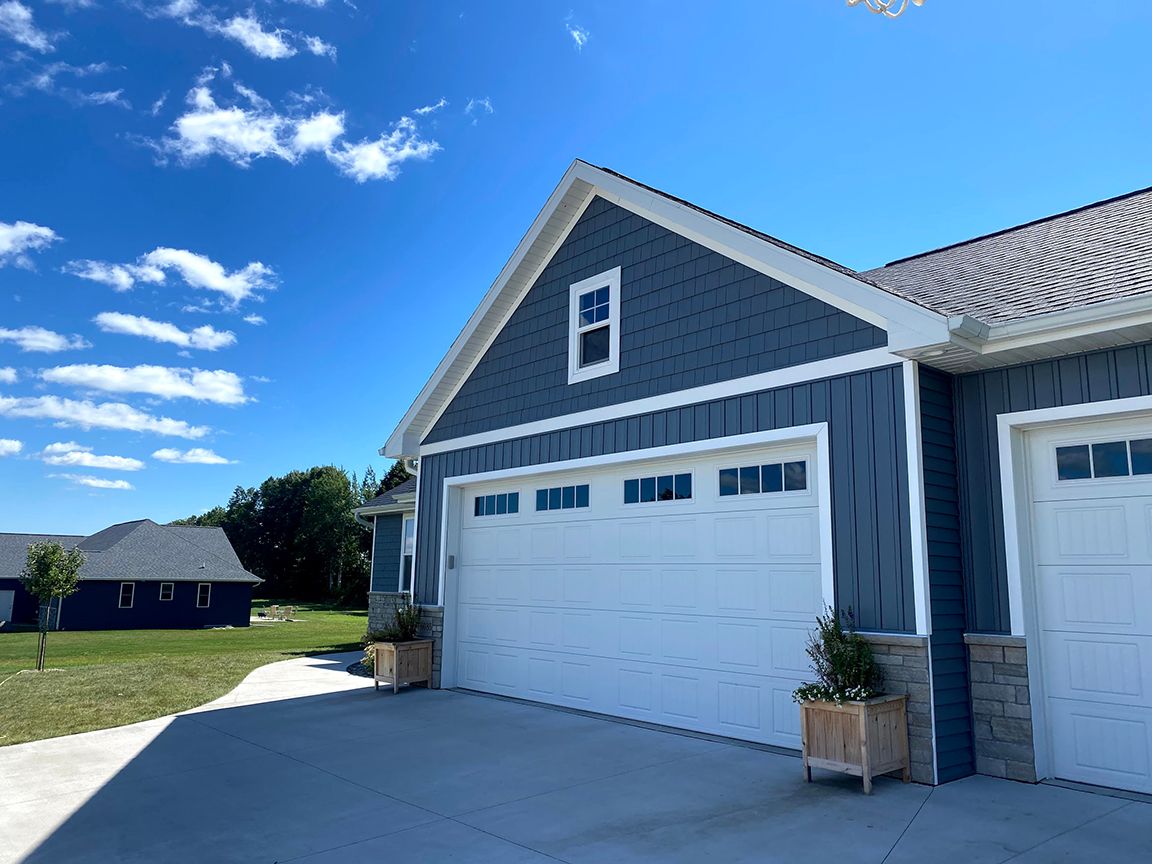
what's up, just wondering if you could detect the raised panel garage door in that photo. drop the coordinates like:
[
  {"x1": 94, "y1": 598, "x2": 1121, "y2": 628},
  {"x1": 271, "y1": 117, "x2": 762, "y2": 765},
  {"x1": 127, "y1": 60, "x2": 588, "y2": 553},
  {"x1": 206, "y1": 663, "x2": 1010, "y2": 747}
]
[
  {"x1": 1029, "y1": 417, "x2": 1152, "y2": 793},
  {"x1": 453, "y1": 443, "x2": 825, "y2": 749}
]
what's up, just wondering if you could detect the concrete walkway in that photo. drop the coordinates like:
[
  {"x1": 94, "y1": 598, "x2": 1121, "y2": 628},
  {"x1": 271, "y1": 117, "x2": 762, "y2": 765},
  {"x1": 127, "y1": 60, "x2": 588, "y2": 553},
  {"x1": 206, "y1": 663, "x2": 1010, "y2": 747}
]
[{"x1": 2, "y1": 652, "x2": 1149, "y2": 863}]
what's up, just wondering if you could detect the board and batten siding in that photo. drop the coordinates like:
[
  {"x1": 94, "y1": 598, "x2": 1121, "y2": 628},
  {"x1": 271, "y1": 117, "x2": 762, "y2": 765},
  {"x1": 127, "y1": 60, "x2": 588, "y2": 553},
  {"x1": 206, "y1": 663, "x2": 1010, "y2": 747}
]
[
  {"x1": 370, "y1": 513, "x2": 404, "y2": 593},
  {"x1": 414, "y1": 365, "x2": 917, "y2": 634},
  {"x1": 425, "y1": 196, "x2": 886, "y2": 444},
  {"x1": 955, "y1": 341, "x2": 1152, "y2": 634},
  {"x1": 919, "y1": 366, "x2": 975, "y2": 781}
]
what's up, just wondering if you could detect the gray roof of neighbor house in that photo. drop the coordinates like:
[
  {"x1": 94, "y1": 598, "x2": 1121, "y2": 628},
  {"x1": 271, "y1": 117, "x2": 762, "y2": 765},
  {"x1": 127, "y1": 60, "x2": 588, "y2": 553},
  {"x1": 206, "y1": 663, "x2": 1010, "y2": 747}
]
[
  {"x1": 0, "y1": 521, "x2": 260, "y2": 583},
  {"x1": 862, "y1": 186, "x2": 1152, "y2": 325},
  {"x1": 360, "y1": 476, "x2": 417, "y2": 510}
]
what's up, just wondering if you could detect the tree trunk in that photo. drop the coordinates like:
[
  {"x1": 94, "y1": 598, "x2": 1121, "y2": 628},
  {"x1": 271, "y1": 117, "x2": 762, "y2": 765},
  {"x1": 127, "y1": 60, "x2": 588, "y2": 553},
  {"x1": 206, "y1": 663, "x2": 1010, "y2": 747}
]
[{"x1": 37, "y1": 629, "x2": 47, "y2": 671}]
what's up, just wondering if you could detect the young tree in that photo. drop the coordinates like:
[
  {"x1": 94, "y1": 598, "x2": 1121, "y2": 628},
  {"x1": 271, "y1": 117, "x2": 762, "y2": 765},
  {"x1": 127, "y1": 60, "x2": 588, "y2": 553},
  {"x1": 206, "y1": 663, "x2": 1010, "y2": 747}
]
[{"x1": 20, "y1": 542, "x2": 85, "y2": 671}]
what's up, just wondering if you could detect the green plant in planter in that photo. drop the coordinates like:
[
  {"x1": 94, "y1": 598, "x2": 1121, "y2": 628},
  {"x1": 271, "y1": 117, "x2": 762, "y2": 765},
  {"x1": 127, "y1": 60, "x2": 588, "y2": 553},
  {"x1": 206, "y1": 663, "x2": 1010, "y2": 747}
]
[
  {"x1": 793, "y1": 606, "x2": 883, "y2": 704},
  {"x1": 361, "y1": 598, "x2": 423, "y2": 668}
]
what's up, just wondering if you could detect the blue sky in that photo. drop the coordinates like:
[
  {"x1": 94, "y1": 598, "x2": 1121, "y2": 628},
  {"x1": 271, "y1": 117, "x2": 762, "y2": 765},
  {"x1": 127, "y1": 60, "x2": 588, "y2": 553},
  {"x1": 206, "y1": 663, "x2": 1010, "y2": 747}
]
[{"x1": 1, "y1": 1, "x2": 1150, "y2": 534}]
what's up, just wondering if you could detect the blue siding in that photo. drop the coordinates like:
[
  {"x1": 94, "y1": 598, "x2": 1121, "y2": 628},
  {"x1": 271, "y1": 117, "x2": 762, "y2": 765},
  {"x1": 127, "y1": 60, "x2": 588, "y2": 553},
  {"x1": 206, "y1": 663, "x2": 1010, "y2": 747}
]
[
  {"x1": 46, "y1": 580, "x2": 253, "y2": 630},
  {"x1": 426, "y1": 196, "x2": 886, "y2": 444},
  {"x1": 370, "y1": 513, "x2": 404, "y2": 592},
  {"x1": 919, "y1": 366, "x2": 975, "y2": 781},
  {"x1": 955, "y1": 342, "x2": 1152, "y2": 632},
  {"x1": 415, "y1": 365, "x2": 916, "y2": 633}
]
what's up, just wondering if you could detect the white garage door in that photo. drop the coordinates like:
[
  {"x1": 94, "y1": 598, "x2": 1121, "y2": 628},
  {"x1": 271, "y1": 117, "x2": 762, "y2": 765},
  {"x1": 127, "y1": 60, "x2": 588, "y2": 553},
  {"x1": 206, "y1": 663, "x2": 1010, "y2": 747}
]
[
  {"x1": 453, "y1": 442, "x2": 825, "y2": 749},
  {"x1": 1028, "y1": 416, "x2": 1152, "y2": 793}
]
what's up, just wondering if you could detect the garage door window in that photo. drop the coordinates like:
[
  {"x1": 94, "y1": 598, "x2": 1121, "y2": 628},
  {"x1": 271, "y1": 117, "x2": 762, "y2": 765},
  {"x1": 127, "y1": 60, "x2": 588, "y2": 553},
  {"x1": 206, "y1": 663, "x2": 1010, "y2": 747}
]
[
  {"x1": 624, "y1": 473, "x2": 691, "y2": 504},
  {"x1": 474, "y1": 492, "x2": 520, "y2": 516},
  {"x1": 536, "y1": 484, "x2": 590, "y2": 511},
  {"x1": 1057, "y1": 439, "x2": 1152, "y2": 481},
  {"x1": 719, "y1": 460, "x2": 807, "y2": 496}
]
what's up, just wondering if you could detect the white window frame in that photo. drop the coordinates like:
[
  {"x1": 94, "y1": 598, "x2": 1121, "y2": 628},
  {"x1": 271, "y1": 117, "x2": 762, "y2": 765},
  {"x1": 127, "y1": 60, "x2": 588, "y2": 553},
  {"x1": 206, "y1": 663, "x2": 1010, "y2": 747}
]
[
  {"x1": 399, "y1": 514, "x2": 416, "y2": 595},
  {"x1": 196, "y1": 583, "x2": 211, "y2": 608},
  {"x1": 567, "y1": 266, "x2": 621, "y2": 385},
  {"x1": 119, "y1": 582, "x2": 135, "y2": 609},
  {"x1": 159, "y1": 582, "x2": 174, "y2": 602}
]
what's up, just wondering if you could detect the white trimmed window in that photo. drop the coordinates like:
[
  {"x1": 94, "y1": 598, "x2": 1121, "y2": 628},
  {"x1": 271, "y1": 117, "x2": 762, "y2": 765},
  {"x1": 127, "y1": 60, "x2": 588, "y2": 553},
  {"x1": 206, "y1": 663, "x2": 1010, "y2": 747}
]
[
  {"x1": 119, "y1": 582, "x2": 135, "y2": 609},
  {"x1": 197, "y1": 583, "x2": 211, "y2": 608},
  {"x1": 159, "y1": 582, "x2": 174, "y2": 601},
  {"x1": 567, "y1": 267, "x2": 621, "y2": 384},
  {"x1": 399, "y1": 515, "x2": 415, "y2": 594}
]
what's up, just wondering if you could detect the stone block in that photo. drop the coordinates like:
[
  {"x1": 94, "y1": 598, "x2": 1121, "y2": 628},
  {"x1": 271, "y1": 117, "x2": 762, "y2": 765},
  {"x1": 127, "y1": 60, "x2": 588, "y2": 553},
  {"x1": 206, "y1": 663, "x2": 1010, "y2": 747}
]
[
  {"x1": 969, "y1": 644, "x2": 1005, "y2": 663},
  {"x1": 990, "y1": 717, "x2": 1033, "y2": 743},
  {"x1": 970, "y1": 682, "x2": 1017, "y2": 703},
  {"x1": 971, "y1": 698, "x2": 1004, "y2": 718},
  {"x1": 1003, "y1": 646, "x2": 1028, "y2": 666},
  {"x1": 969, "y1": 662, "x2": 995, "y2": 683},
  {"x1": 976, "y1": 756, "x2": 1007, "y2": 777},
  {"x1": 1014, "y1": 685, "x2": 1031, "y2": 704},
  {"x1": 979, "y1": 739, "x2": 1035, "y2": 763},
  {"x1": 1004, "y1": 760, "x2": 1038, "y2": 783},
  {"x1": 1003, "y1": 701, "x2": 1033, "y2": 719}
]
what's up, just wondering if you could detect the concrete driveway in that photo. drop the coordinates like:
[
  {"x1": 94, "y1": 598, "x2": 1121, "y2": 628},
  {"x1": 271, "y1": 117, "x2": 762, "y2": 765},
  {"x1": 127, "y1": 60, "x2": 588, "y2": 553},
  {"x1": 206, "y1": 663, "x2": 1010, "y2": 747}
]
[{"x1": 2, "y1": 652, "x2": 1150, "y2": 864}]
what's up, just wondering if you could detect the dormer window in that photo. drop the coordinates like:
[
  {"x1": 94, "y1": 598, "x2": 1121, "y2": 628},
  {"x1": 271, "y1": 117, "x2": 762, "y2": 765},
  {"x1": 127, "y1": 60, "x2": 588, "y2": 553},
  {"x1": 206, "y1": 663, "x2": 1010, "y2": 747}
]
[{"x1": 568, "y1": 266, "x2": 621, "y2": 384}]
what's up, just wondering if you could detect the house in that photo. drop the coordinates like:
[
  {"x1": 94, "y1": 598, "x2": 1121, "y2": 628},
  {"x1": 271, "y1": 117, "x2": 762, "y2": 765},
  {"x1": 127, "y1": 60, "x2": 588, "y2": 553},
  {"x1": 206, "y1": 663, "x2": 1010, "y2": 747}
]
[
  {"x1": 0, "y1": 520, "x2": 260, "y2": 630},
  {"x1": 354, "y1": 476, "x2": 417, "y2": 625},
  {"x1": 372, "y1": 160, "x2": 1152, "y2": 795}
]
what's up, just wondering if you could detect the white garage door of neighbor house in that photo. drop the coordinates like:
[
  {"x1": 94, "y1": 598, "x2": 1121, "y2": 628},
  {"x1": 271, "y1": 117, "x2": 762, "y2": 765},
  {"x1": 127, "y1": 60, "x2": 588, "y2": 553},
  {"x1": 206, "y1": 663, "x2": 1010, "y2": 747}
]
[
  {"x1": 1029, "y1": 416, "x2": 1152, "y2": 793},
  {"x1": 454, "y1": 443, "x2": 825, "y2": 749},
  {"x1": 0, "y1": 589, "x2": 14, "y2": 623}
]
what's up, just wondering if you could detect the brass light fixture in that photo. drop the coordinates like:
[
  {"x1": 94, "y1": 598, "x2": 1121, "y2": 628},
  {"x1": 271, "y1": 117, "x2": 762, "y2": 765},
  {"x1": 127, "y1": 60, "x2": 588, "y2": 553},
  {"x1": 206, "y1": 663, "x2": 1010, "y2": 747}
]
[{"x1": 847, "y1": 0, "x2": 925, "y2": 18}]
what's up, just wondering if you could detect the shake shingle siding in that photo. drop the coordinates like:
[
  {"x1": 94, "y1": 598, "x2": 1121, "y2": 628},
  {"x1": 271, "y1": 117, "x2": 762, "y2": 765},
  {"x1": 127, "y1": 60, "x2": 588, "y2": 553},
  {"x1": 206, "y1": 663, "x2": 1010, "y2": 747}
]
[
  {"x1": 426, "y1": 197, "x2": 886, "y2": 443},
  {"x1": 919, "y1": 366, "x2": 975, "y2": 780},
  {"x1": 955, "y1": 342, "x2": 1152, "y2": 633},
  {"x1": 415, "y1": 365, "x2": 916, "y2": 634}
]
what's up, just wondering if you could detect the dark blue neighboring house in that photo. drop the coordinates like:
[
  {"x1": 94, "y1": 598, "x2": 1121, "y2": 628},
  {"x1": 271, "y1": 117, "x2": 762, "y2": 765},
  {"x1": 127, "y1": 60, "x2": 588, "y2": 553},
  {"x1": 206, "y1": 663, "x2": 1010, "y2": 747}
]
[
  {"x1": 365, "y1": 161, "x2": 1152, "y2": 796},
  {"x1": 0, "y1": 520, "x2": 260, "y2": 630}
]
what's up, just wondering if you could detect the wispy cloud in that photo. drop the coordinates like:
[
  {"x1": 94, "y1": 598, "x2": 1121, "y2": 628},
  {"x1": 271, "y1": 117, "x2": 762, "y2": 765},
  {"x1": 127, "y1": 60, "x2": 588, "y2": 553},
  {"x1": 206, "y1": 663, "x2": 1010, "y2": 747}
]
[
  {"x1": 40, "y1": 364, "x2": 249, "y2": 405},
  {"x1": 152, "y1": 446, "x2": 235, "y2": 465},
  {"x1": 0, "y1": 367, "x2": 16, "y2": 384},
  {"x1": 0, "y1": 438, "x2": 22, "y2": 457},
  {"x1": 94, "y1": 312, "x2": 236, "y2": 351},
  {"x1": 153, "y1": 66, "x2": 439, "y2": 183},
  {"x1": 153, "y1": 2, "x2": 336, "y2": 61},
  {"x1": 41, "y1": 442, "x2": 145, "y2": 471},
  {"x1": 0, "y1": 220, "x2": 60, "y2": 268},
  {"x1": 0, "y1": 326, "x2": 90, "y2": 353},
  {"x1": 0, "y1": 1, "x2": 57, "y2": 53},
  {"x1": 464, "y1": 97, "x2": 494, "y2": 125},
  {"x1": 566, "y1": 22, "x2": 589, "y2": 50},
  {"x1": 413, "y1": 97, "x2": 447, "y2": 116},
  {"x1": 3, "y1": 60, "x2": 128, "y2": 107},
  {"x1": 0, "y1": 394, "x2": 209, "y2": 438},
  {"x1": 66, "y1": 247, "x2": 274, "y2": 307},
  {"x1": 242, "y1": 314, "x2": 265, "y2": 326},
  {"x1": 50, "y1": 472, "x2": 134, "y2": 490}
]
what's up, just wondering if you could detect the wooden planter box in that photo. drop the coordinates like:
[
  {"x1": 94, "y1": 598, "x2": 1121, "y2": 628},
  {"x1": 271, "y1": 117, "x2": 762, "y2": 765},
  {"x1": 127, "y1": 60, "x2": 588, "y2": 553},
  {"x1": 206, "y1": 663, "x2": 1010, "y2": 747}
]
[
  {"x1": 373, "y1": 640, "x2": 433, "y2": 694},
  {"x1": 800, "y1": 694, "x2": 910, "y2": 794}
]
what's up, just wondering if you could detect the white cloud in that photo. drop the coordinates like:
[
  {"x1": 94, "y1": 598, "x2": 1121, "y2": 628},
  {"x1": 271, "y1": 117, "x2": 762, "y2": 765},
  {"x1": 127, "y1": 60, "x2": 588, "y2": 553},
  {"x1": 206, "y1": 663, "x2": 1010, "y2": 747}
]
[
  {"x1": 413, "y1": 97, "x2": 447, "y2": 116},
  {"x1": 150, "y1": 92, "x2": 168, "y2": 116},
  {"x1": 152, "y1": 447, "x2": 235, "y2": 465},
  {"x1": 94, "y1": 312, "x2": 236, "y2": 351},
  {"x1": 0, "y1": 438, "x2": 22, "y2": 456},
  {"x1": 40, "y1": 364, "x2": 249, "y2": 405},
  {"x1": 0, "y1": 394, "x2": 209, "y2": 438},
  {"x1": 0, "y1": 1, "x2": 56, "y2": 53},
  {"x1": 325, "y1": 117, "x2": 441, "y2": 182},
  {"x1": 156, "y1": 67, "x2": 438, "y2": 182},
  {"x1": 566, "y1": 21, "x2": 589, "y2": 51},
  {"x1": 464, "y1": 97, "x2": 494, "y2": 126},
  {"x1": 66, "y1": 248, "x2": 273, "y2": 307},
  {"x1": 77, "y1": 89, "x2": 129, "y2": 107},
  {"x1": 154, "y1": 2, "x2": 334, "y2": 61},
  {"x1": 41, "y1": 442, "x2": 145, "y2": 471},
  {"x1": 0, "y1": 220, "x2": 59, "y2": 268},
  {"x1": 242, "y1": 314, "x2": 265, "y2": 326},
  {"x1": 0, "y1": 367, "x2": 16, "y2": 384},
  {"x1": 302, "y1": 35, "x2": 336, "y2": 58},
  {"x1": 3, "y1": 59, "x2": 127, "y2": 107},
  {"x1": 0, "y1": 326, "x2": 90, "y2": 353},
  {"x1": 50, "y1": 473, "x2": 134, "y2": 490},
  {"x1": 218, "y1": 13, "x2": 295, "y2": 59}
]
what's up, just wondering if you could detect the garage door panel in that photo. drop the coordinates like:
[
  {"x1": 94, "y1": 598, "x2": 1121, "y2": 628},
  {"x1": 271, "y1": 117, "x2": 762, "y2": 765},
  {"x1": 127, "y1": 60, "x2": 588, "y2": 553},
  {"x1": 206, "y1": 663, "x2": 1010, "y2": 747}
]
[
  {"x1": 1041, "y1": 632, "x2": 1152, "y2": 705},
  {"x1": 1037, "y1": 566, "x2": 1152, "y2": 634},
  {"x1": 1032, "y1": 500, "x2": 1146, "y2": 565},
  {"x1": 1048, "y1": 700, "x2": 1152, "y2": 794}
]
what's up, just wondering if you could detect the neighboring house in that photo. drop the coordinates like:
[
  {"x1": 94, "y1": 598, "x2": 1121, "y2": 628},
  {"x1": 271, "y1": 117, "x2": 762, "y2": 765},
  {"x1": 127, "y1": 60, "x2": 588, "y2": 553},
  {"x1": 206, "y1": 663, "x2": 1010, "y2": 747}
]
[
  {"x1": 355, "y1": 476, "x2": 417, "y2": 624},
  {"x1": 0, "y1": 520, "x2": 260, "y2": 630},
  {"x1": 374, "y1": 160, "x2": 1152, "y2": 796}
]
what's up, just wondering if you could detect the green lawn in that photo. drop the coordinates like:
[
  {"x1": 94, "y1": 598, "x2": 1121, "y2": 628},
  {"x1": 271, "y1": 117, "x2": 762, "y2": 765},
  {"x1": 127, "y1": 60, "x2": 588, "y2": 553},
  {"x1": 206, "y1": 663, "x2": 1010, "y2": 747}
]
[{"x1": 0, "y1": 602, "x2": 366, "y2": 747}]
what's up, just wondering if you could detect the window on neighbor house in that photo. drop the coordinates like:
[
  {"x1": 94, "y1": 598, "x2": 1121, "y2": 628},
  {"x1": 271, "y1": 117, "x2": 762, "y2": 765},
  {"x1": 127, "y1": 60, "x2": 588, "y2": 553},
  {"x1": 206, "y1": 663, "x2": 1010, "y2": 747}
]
[
  {"x1": 119, "y1": 582, "x2": 135, "y2": 609},
  {"x1": 568, "y1": 267, "x2": 621, "y2": 384},
  {"x1": 197, "y1": 583, "x2": 211, "y2": 608},
  {"x1": 159, "y1": 582, "x2": 174, "y2": 601}
]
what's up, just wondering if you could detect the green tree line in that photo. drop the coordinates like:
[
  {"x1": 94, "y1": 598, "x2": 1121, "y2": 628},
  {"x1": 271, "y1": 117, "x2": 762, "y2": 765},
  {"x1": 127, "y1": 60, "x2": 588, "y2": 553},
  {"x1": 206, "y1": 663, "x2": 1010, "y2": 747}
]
[{"x1": 171, "y1": 461, "x2": 410, "y2": 603}]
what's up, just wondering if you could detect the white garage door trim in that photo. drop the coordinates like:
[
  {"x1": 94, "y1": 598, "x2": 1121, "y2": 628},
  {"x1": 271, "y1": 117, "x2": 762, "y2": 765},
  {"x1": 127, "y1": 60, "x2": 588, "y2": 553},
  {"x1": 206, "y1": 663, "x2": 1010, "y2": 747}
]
[
  {"x1": 435, "y1": 424, "x2": 835, "y2": 703},
  {"x1": 998, "y1": 394, "x2": 1152, "y2": 785}
]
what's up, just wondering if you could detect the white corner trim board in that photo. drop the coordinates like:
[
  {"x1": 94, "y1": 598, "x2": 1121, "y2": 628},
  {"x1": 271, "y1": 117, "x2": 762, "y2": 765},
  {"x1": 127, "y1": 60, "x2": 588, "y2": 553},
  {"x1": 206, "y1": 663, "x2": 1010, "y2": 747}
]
[
  {"x1": 996, "y1": 394, "x2": 1152, "y2": 637},
  {"x1": 419, "y1": 347, "x2": 900, "y2": 457},
  {"x1": 901, "y1": 360, "x2": 933, "y2": 638}
]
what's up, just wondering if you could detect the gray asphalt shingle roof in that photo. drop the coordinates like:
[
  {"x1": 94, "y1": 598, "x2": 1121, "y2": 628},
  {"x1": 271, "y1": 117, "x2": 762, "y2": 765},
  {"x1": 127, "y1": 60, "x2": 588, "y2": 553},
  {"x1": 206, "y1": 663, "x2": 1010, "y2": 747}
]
[
  {"x1": 863, "y1": 186, "x2": 1152, "y2": 325},
  {"x1": 0, "y1": 521, "x2": 259, "y2": 583},
  {"x1": 360, "y1": 475, "x2": 417, "y2": 510}
]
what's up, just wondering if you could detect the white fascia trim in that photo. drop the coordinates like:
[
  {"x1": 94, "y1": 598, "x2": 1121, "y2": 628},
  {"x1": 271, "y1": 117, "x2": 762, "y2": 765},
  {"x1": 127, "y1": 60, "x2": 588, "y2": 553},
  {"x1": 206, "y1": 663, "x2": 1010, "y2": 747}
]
[
  {"x1": 996, "y1": 394, "x2": 1152, "y2": 637},
  {"x1": 433, "y1": 423, "x2": 837, "y2": 677},
  {"x1": 420, "y1": 347, "x2": 899, "y2": 457},
  {"x1": 977, "y1": 294, "x2": 1152, "y2": 356},
  {"x1": 567, "y1": 267, "x2": 622, "y2": 384},
  {"x1": 901, "y1": 361, "x2": 932, "y2": 638},
  {"x1": 355, "y1": 503, "x2": 417, "y2": 518}
]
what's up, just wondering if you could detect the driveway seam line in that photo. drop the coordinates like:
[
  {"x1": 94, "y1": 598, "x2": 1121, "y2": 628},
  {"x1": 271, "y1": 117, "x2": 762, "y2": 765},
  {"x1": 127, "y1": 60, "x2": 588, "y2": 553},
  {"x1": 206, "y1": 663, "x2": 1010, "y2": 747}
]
[
  {"x1": 996, "y1": 801, "x2": 1134, "y2": 863},
  {"x1": 880, "y1": 786, "x2": 933, "y2": 863}
]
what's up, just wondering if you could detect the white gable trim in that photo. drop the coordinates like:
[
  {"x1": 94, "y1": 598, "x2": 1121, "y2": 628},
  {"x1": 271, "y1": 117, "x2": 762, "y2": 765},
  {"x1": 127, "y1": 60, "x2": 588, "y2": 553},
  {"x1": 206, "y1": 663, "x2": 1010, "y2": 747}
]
[{"x1": 383, "y1": 161, "x2": 950, "y2": 458}]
